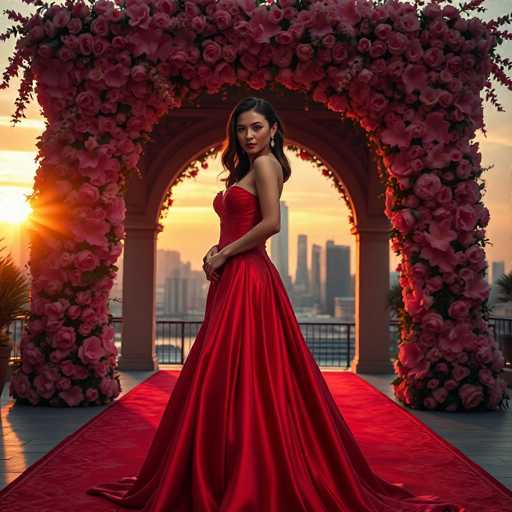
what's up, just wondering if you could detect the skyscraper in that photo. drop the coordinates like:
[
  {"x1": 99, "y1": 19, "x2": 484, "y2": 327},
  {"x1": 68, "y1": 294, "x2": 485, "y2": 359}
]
[
  {"x1": 325, "y1": 241, "x2": 351, "y2": 316},
  {"x1": 492, "y1": 261, "x2": 505, "y2": 284},
  {"x1": 310, "y1": 244, "x2": 322, "y2": 305},
  {"x1": 294, "y1": 234, "x2": 309, "y2": 293},
  {"x1": 270, "y1": 200, "x2": 292, "y2": 291}
]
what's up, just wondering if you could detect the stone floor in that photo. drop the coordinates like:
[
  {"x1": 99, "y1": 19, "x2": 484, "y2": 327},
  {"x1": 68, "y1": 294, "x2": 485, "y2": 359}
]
[{"x1": 1, "y1": 366, "x2": 511, "y2": 492}]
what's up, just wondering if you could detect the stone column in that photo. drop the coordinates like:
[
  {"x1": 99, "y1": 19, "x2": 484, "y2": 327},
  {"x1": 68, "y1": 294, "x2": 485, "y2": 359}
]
[
  {"x1": 350, "y1": 226, "x2": 393, "y2": 374},
  {"x1": 117, "y1": 222, "x2": 160, "y2": 371}
]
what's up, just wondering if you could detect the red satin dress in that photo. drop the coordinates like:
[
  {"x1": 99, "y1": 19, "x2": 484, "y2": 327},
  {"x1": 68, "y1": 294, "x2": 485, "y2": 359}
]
[{"x1": 87, "y1": 185, "x2": 463, "y2": 511}]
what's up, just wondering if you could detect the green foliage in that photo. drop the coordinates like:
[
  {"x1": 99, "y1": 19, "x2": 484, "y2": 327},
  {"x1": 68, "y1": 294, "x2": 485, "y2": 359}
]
[
  {"x1": 0, "y1": 240, "x2": 29, "y2": 338},
  {"x1": 387, "y1": 283, "x2": 403, "y2": 318},
  {"x1": 496, "y1": 271, "x2": 512, "y2": 303}
]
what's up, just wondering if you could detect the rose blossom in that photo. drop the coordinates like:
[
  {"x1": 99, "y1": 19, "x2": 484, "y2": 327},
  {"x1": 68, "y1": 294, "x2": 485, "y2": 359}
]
[
  {"x1": 432, "y1": 387, "x2": 448, "y2": 403},
  {"x1": 59, "y1": 386, "x2": 84, "y2": 407},
  {"x1": 459, "y1": 383, "x2": 483, "y2": 409},
  {"x1": 53, "y1": 327, "x2": 76, "y2": 351},
  {"x1": 422, "y1": 312, "x2": 444, "y2": 332},
  {"x1": 78, "y1": 336, "x2": 106, "y2": 364},
  {"x1": 413, "y1": 173, "x2": 442, "y2": 200},
  {"x1": 452, "y1": 364, "x2": 470, "y2": 382},
  {"x1": 202, "y1": 41, "x2": 222, "y2": 64},
  {"x1": 478, "y1": 369, "x2": 495, "y2": 387}
]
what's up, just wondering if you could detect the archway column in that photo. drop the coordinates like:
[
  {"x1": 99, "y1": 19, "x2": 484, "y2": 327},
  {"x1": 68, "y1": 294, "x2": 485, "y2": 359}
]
[
  {"x1": 350, "y1": 224, "x2": 393, "y2": 374},
  {"x1": 117, "y1": 221, "x2": 161, "y2": 371}
]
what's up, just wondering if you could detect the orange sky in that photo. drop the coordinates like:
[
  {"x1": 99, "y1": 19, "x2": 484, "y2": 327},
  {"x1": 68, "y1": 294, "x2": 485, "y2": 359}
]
[{"x1": 0, "y1": 1, "x2": 511, "y2": 281}]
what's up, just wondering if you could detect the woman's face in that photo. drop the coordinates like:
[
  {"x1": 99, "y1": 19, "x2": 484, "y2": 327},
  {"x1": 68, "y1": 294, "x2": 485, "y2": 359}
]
[{"x1": 235, "y1": 109, "x2": 276, "y2": 157}]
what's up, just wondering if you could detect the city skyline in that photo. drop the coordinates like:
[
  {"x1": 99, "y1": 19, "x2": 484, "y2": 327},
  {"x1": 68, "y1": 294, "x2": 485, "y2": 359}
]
[{"x1": 0, "y1": 1, "x2": 511, "y2": 282}]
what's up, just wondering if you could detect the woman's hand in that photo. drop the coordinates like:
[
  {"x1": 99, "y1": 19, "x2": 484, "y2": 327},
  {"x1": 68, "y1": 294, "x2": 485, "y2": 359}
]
[
  {"x1": 204, "y1": 250, "x2": 228, "y2": 280},
  {"x1": 202, "y1": 245, "x2": 220, "y2": 282}
]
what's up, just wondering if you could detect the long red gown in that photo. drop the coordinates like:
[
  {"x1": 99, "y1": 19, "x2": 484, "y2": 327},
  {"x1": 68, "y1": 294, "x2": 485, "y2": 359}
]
[{"x1": 87, "y1": 185, "x2": 464, "y2": 511}]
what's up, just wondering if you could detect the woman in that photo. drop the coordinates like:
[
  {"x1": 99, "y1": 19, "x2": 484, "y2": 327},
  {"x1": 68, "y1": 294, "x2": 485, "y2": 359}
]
[{"x1": 87, "y1": 97, "x2": 463, "y2": 511}]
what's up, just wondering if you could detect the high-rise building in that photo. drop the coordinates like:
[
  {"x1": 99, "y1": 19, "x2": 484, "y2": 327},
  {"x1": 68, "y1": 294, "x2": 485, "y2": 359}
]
[
  {"x1": 270, "y1": 201, "x2": 292, "y2": 291},
  {"x1": 294, "y1": 234, "x2": 309, "y2": 293},
  {"x1": 157, "y1": 249, "x2": 181, "y2": 287},
  {"x1": 492, "y1": 261, "x2": 505, "y2": 284},
  {"x1": 325, "y1": 241, "x2": 351, "y2": 316},
  {"x1": 310, "y1": 244, "x2": 322, "y2": 304}
]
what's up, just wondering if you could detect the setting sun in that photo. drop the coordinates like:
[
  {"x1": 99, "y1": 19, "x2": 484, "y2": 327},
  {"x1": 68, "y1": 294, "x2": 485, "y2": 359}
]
[{"x1": 0, "y1": 187, "x2": 32, "y2": 223}]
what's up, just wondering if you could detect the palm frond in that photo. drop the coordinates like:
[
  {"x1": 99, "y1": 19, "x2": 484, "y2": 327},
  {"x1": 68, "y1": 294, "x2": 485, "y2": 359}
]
[
  {"x1": 496, "y1": 271, "x2": 512, "y2": 303},
  {"x1": 0, "y1": 240, "x2": 29, "y2": 331}
]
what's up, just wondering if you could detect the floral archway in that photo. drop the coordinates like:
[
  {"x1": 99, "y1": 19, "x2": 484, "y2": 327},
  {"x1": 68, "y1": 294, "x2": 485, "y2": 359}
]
[{"x1": 2, "y1": 0, "x2": 511, "y2": 411}]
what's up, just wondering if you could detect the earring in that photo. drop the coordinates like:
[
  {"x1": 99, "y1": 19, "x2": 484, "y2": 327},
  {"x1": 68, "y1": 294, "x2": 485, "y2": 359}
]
[{"x1": 270, "y1": 136, "x2": 275, "y2": 148}]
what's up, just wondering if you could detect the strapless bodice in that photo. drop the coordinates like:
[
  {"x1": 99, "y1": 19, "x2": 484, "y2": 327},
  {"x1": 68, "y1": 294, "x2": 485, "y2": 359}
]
[{"x1": 213, "y1": 185, "x2": 267, "y2": 252}]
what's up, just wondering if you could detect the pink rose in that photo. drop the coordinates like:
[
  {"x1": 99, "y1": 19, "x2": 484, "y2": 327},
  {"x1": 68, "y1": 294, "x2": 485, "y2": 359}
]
[
  {"x1": 413, "y1": 173, "x2": 442, "y2": 200},
  {"x1": 59, "y1": 385, "x2": 84, "y2": 406},
  {"x1": 104, "y1": 63, "x2": 130, "y2": 88},
  {"x1": 85, "y1": 388, "x2": 99, "y2": 402},
  {"x1": 465, "y1": 245, "x2": 485, "y2": 265},
  {"x1": 78, "y1": 336, "x2": 106, "y2": 364},
  {"x1": 391, "y1": 209, "x2": 416, "y2": 234},
  {"x1": 478, "y1": 369, "x2": 495, "y2": 387},
  {"x1": 75, "y1": 250, "x2": 100, "y2": 272},
  {"x1": 76, "y1": 91, "x2": 100, "y2": 115},
  {"x1": 459, "y1": 383, "x2": 483, "y2": 409},
  {"x1": 296, "y1": 43, "x2": 313, "y2": 62},
  {"x1": 398, "y1": 13, "x2": 420, "y2": 32},
  {"x1": 452, "y1": 364, "x2": 470, "y2": 382},
  {"x1": 455, "y1": 205, "x2": 478, "y2": 231},
  {"x1": 421, "y1": 312, "x2": 444, "y2": 332},
  {"x1": 202, "y1": 41, "x2": 222, "y2": 64},
  {"x1": 53, "y1": 327, "x2": 77, "y2": 351},
  {"x1": 448, "y1": 300, "x2": 470, "y2": 320},
  {"x1": 387, "y1": 32, "x2": 409, "y2": 55},
  {"x1": 399, "y1": 342, "x2": 424, "y2": 369},
  {"x1": 332, "y1": 42, "x2": 349, "y2": 62},
  {"x1": 455, "y1": 180, "x2": 481, "y2": 204},
  {"x1": 67, "y1": 305, "x2": 81, "y2": 320},
  {"x1": 432, "y1": 387, "x2": 448, "y2": 403},
  {"x1": 476, "y1": 345, "x2": 493, "y2": 365},
  {"x1": 56, "y1": 377, "x2": 72, "y2": 391},
  {"x1": 44, "y1": 301, "x2": 65, "y2": 320},
  {"x1": 78, "y1": 33, "x2": 94, "y2": 55},
  {"x1": 53, "y1": 8, "x2": 71, "y2": 28},
  {"x1": 106, "y1": 196, "x2": 126, "y2": 225},
  {"x1": 191, "y1": 15, "x2": 207, "y2": 33},
  {"x1": 127, "y1": 2, "x2": 150, "y2": 28},
  {"x1": 100, "y1": 377, "x2": 118, "y2": 398},
  {"x1": 214, "y1": 9, "x2": 232, "y2": 29},
  {"x1": 34, "y1": 373, "x2": 56, "y2": 399},
  {"x1": 91, "y1": 16, "x2": 109, "y2": 36}
]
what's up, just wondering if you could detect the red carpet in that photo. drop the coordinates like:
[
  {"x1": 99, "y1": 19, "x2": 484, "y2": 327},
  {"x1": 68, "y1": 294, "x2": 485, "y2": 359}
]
[{"x1": 1, "y1": 370, "x2": 511, "y2": 511}]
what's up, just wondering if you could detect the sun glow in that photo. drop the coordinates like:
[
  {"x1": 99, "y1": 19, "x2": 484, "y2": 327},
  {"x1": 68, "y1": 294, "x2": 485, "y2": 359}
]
[{"x1": 0, "y1": 188, "x2": 32, "y2": 224}]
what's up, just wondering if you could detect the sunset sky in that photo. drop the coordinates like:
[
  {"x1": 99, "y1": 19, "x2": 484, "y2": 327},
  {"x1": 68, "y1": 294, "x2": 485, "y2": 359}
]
[{"x1": 0, "y1": 1, "x2": 511, "y2": 282}]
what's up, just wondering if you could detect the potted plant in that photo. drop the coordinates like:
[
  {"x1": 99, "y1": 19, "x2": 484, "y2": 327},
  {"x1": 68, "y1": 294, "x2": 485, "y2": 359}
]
[
  {"x1": 495, "y1": 271, "x2": 512, "y2": 366},
  {"x1": 0, "y1": 241, "x2": 29, "y2": 399},
  {"x1": 387, "y1": 283, "x2": 404, "y2": 359}
]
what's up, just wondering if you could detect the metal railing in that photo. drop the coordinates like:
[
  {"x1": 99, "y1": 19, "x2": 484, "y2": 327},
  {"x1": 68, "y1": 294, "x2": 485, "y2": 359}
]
[{"x1": 7, "y1": 316, "x2": 512, "y2": 369}]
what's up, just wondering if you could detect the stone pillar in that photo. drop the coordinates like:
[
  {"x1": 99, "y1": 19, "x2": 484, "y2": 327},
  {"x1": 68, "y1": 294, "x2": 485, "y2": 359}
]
[
  {"x1": 350, "y1": 226, "x2": 393, "y2": 374},
  {"x1": 118, "y1": 223, "x2": 160, "y2": 371}
]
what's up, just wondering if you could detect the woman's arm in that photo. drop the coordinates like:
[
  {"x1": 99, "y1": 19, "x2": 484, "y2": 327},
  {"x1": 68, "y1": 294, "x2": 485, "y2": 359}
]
[{"x1": 220, "y1": 156, "x2": 281, "y2": 258}]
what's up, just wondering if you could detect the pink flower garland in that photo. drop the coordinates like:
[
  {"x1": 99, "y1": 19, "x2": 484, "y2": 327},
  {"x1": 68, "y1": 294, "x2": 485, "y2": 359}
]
[{"x1": 1, "y1": 0, "x2": 511, "y2": 409}]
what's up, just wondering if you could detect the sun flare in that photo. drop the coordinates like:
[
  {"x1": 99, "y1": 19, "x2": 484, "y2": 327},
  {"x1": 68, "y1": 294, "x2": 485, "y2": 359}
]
[{"x1": 0, "y1": 188, "x2": 32, "y2": 224}]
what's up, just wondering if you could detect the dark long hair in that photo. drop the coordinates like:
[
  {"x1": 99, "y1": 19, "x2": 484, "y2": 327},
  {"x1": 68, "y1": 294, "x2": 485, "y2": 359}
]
[{"x1": 220, "y1": 97, "x2": 291, "y2": 189}]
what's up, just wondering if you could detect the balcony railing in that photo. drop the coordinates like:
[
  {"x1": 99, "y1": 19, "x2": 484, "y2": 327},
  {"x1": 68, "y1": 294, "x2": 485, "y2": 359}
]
[{"x1": 6, "y1": 316, "x2": 512, "y2": 369}]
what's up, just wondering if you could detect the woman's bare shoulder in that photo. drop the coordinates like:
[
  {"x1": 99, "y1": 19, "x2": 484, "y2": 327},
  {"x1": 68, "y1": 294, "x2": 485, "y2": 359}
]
[{"x1": 253, "y1": 154, "x2": 283, "y2": 178}]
